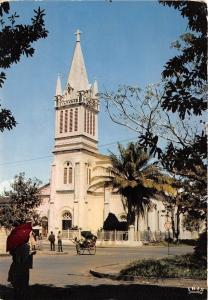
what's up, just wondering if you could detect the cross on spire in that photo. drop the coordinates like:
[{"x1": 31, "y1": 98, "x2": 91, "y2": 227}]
[{"x1": 74, "y1": 29, "x2": 82, "y2": 42}]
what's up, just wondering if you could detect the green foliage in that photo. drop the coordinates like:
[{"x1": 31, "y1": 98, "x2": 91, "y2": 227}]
[
  {"x1": 139, "y1": 1, "x2": 207, "y2": 230},
  {"x1": 103, "y1": 213, "x2": 127, "y2": 231},
  {"x1": 120, "y1": 254, "x2": 206, "y2": 279},
  {"x1": 0, "y1": 1, "x2": 48, "y2": 132},
  {"x1": 160, "y1": 1, "x2": 207, "y2": 119},
  {"x1": 109, "y1": 142, "x2": 174, "y2": 225},
  {"x1": 0, "y1": 173, "x2": 42, "y2": 229},
  {"x1": 194, "y1": 231, "x2": 207, "y2": 264},
  {"x1": 0, "y1": 103, "x2": 16, "y2": 132},
  {"x1": 100, "y1": 2, "x2": 207, "y2": 231}
]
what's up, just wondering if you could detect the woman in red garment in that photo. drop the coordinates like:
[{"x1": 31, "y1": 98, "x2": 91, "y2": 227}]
[{"x1": 7, "y1": 222, "x2": 35, "y2": 300}]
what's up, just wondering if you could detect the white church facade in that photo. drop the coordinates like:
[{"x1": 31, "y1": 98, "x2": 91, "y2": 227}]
[{"x1": 37, "y1": 31, "x2": 197, "y2": 241}]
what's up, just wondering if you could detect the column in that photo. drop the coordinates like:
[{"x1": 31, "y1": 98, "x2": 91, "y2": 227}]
[
  {"x1": 103, "y1": 186, "x2": 110, "y2": 221},
  {"x1": 48, "y1": 202, "x2": 55, "y2": 233},
  {"x1": 48, "y1": 162, "x2": 56, "y2": 234},
  {"x1": 128, "y1": 225, "x2": 135, "y2": 243}
]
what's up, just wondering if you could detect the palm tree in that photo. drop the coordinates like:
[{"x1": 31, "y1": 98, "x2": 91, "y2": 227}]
[{"x1": 90, "y1": 142, "x2": 175, "y2": 227}]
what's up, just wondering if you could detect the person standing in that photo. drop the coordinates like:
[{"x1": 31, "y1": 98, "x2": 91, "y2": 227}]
[
  {"x1": 7, "y1": 222, "x2": 36, "y2": 300},
  {"x1": 48, "y1": 231, "x2": 55, "y2": 251},
  {"x1": 29, "y1": 231, "x2": 37, "y2": 250},
  {"x1": 57, "y1": 231, "x2": 63, "y2": 252}
]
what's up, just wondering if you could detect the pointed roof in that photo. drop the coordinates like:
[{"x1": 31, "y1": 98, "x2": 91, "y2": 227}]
[
  {"x1": 92, "y1": 79, "x2": 98, "y2": 98},
  {"x1": 67, "y1": 30, "x2": 89, "y2": 91},
  {"x1": 55, "y1": 74, "x2": 62, "y2": 96}
]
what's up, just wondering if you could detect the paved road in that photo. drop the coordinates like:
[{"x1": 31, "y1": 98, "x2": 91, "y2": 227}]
[
  {"x1": 0, "y1": 245, "x2": 193, "y2": 287},
  {"x1": 1, "y1": 246, "x2": 206, "y2": 300}
]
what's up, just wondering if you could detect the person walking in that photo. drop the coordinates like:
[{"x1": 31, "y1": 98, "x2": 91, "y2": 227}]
[
  {"x1": 48, "y1": 231, "x2": 55, "y2": 251},
  {"x1": 57, "y1": 231, "x2": 63, "y2": 252}
]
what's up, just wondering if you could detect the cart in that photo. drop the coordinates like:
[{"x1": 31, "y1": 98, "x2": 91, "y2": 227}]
[{"x1": 73, "y1": 231, "x2": 97, "y2": 255}]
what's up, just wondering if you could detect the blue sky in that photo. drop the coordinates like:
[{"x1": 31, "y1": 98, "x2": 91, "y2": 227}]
[{"x1": 0, "y1": 1, "x2": 188, "y2": 190}]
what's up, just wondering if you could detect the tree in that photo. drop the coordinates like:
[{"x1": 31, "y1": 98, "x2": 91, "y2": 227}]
[
  {"x1": 0, "y1": 1, "x2": 48, "y2": 132},
  {"x1": 158, "y1": 1, "x2": 207, "y2": 232},
  {"x1": 100, "y1": 1, "x2": 207, "y2": 231},
  {"x1": 90, "y1": 142, "x2": 175, "y2": 227},
  {"x1": 0, "y1": 173, "x2": 42, "y2": 229},
  {"x1": 159, "y1": 1, "x2": 207, "y2": 119},
  {"x1": 100, "y1": 84, "x2": 204, "y2": 157}
]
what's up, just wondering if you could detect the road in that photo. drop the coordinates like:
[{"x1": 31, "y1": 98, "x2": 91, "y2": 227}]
[
  {"x1": 1, "y1": 246, "x2": 206, "y2": 300},
  {"x1": 0, "y1": 245, "x2": 193, "y2": 287}
]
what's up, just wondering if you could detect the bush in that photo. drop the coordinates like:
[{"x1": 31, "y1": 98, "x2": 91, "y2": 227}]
[
  {"x1": 194, "y1": 230, "x2": 207, "y2": 264},
  {"x1": 103, "y1": 213, "x2": 127, "y2": 231},
  {"x1": 120, "y1": 254, "x2": 206, "y2": 279}
]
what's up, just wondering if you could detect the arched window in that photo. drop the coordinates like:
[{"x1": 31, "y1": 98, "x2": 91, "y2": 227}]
[
  {"x1": 63, "y1": 162, "x2": 73, "y2": 184},
  {"x1": 62, "y1": 211, "x2": 72, "y2": 230}
]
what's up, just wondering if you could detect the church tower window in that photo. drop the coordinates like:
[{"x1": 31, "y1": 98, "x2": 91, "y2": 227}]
[
  {"x1": 87, "y1": 110, "x2": 90, "y2": 133},
  {"x1": 69, "y1": 109, "x2": 73, "y2": 132},
  {"x1": 84, "y1": 108, "x2": 86, "y2": 132},
  {"x1": 93, "y1": 113, "x2": 95, "y2": 136},
  {"x1": 63, "y1": 167, "x2": 67, "y2": 184},
  {"x1": 68, "y1": 167, "x2": 73, "y2": 184},
  {"x1": 64, "y1": 110, "x2": 68, "y2": 132},
  {"x1": 74, "y1": 108, "x2": 78, "y2": 131},
  {"x1": 63, "y1": 162, "x2": 73, "y2": 184},
  {"x1": 90, "y1": 111, "x2": 92, "y2": 135},
  {"x1": 60, "y1": 110, "x2": 63, "y2": 133}
]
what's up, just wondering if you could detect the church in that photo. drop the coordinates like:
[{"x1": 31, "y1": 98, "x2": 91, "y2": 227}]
[
  {"x1": 37, "y1": 30, "x2": 197, "y2": 241},
  {"x1": 38, "y1": 30, "x2": 125, "y2": 237}
]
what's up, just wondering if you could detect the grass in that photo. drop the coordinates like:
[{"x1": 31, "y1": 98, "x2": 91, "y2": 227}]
[{"x1": 120, "y1": 254, "x2": 206, "y2": 280}]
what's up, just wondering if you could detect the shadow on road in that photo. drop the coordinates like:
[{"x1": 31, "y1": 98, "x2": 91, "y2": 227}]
[{"x1": 0, "y1": 284, "x2": 206, "y2": 300}]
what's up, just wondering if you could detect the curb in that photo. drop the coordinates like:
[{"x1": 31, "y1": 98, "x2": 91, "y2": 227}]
[
  {"x1": 89, "y1": 270, "x2": 162, "y2": 282},
  {"x1": 0, "y1": 254, "x2": 9, "y2": 257},
  {"x1": 89, "y1": 270, "x2": 134, "y2": 281},
  {"x1": 37, "y1": 251, "x2": 69, "y2": 255},
  {"x1": 89, "y1": 270, "x2": 208, "y2": 289}
]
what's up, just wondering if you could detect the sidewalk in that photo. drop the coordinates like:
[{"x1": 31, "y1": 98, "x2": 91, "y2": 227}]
[{"x1": 41, "y1": 239, "x2": 143, "y2": 247}]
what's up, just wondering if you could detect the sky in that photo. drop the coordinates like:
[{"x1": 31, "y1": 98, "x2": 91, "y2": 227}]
[{"x1": 0, "y1": 1, "x2": 188, "y2": 191}]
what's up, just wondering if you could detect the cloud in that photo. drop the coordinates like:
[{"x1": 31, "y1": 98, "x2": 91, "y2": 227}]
[{"x1": 0, "y1": 179, "x2": 13, "y2": 194}]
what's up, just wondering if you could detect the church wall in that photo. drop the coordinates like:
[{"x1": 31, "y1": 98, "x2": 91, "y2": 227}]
[
  {"x1": 37, "y1": 197, "x2": 50, "y2": 219},
  {"x1": 86, "y1": 195, "x2": 104, "y2": 233},
  {"x1": 50, "y1": 192, "x2": 74, "y2": 234},
  {"x1": 108, "y1": 194, "x2": 126, "y2": 221}
]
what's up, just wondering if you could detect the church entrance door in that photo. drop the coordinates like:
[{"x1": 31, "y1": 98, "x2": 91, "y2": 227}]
[{"x1": 62, "y1": 211, "x2": 72, "y2": 230}]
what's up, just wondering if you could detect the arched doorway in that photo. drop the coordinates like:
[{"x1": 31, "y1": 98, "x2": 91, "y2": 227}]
[
  {"x1": 62, "y1": 211, "x2": 72, "y2": 230},
  {"x1": 41, "y1": 216, "x2": 48, "y2": 238}
]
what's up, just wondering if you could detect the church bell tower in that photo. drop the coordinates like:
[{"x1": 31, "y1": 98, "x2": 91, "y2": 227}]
[{"x1": 54, "y1": 30, "x2": 99, "y2": 155}]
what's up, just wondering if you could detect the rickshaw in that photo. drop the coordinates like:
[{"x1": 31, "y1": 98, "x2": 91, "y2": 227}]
[{"x1": 73, "y1": 231, "x2": 97, "y2": 255}]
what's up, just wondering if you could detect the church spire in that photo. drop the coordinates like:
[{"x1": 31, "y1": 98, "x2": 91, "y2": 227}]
[
  {"x1": 55, "y1": 74, "x2": 62, "y2": 96},
  {"x1": 66, "y1": 30, "x2": 89, "y2": 92},
  {"x1": 92, "y1": 79, "x2": 98, "y2": 98}
]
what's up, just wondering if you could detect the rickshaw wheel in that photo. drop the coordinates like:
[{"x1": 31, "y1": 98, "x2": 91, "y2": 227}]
[
  {"x1": 89, "y1": 246, "x2": 96, "y2": 255},
  {"x1": 79, "y1": 248, "x2": 85, "y2": 255}
]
